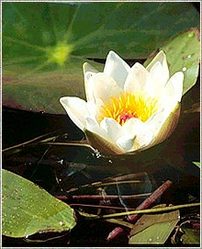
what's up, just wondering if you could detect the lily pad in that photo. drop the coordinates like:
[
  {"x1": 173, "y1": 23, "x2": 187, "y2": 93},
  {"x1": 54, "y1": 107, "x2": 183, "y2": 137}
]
[
  {"x1": 2, "y1": 169, "x2": 76, "y2": 238},
  {"x1": 2, "y1": 2, "x2": 199, "y2": 114},
  {"x1": 129, "y1": 204, "x2": 180, "y2": 244}
]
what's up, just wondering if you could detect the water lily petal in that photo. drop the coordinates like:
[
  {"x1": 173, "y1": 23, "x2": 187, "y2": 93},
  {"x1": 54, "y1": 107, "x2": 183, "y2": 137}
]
[
  {"x1": 83, "y1": 62, "x2": 99, "y2": 102},
  {"x1": 124, "y1": 62, "x2": 149, "y2": 93},
  {"x1": 104, "y1": 51, "x2": 130, "y2": 89},
  {"x1": 145, "y1": 103, "x2": 180, "y2": 148},
  {"x1": 100, "y1": 118, "x2": 122, "y2": 142},
  {"x1": 60, "y1": 97, "x2": 89, "y2": 131},
  {"x1": 84, "y1": 128, "x2": 124, "y2": 155},
  {"x1": 149, "y1": 61, "x2": 168, "y2": 91},
  {"x1": 91, "y1": 72, "x2": 123, "y2": 102},
  {"x1": 116, "y1": 135, "x2": 136, "y2": 152},
  {"x1": 83, "y1": 61, "x2": 99, "y2": 75},
  {"x1": 122, "y1": 118, "x2": 154, "y2": 151},
  {"x1": 122, "y1": 117, "x2": 144, "y2": 136},
  {"x1": 114, "y1": 118, "x2": 149, "y2": 152},
  {"x1": 86, "y1": 101, "x2": 101, "y2": 120},
  {"x1": 133, "y1": 131, "x2": 154, "y2": 151},
  {"x1": 85, "y1": 117, "x2": 125, "y2": 154},
  {"x1": 146, "y1": 51, "x2": 169, "y2": 94},
  {"x1": 85, "y1": 117, "x2": 109, "y2": 140},
  {"x1": 146, "y1": 50, "x2": 169, "y2": 79},
  {"x1": 157, "y1": 72, "x2": 183, "y2": 113},
  {"x1": 164, "y1": 72, "x2": 184, "y2": 102},
  {"x1": 153, "y1": 103, "x2": 180, "y2": 146}
]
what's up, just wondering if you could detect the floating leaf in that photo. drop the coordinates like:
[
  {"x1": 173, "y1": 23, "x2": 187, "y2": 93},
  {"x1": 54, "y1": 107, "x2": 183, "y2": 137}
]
[
  {"x1": 2, "y1": 2, "x2": 199, "y2": 113},
  {"x1": 144, "y1": 29, "x2": 200, "y2": 95},
  {"x1": 2, "y1": 169, "x2": 76, "y2": 238},
  {"x1": 129, "y1": 204, "x2": 180, "y2": 244}
]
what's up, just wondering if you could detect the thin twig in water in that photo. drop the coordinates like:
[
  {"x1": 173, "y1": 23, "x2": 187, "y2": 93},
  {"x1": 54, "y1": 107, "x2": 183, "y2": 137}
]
[
  {"x1": 2, "y1": 131, "x2": 59, "y2": 153},
  {"x1": 105, "y1": 219, "x2": 133, "y2": 229},
  {"x1": 70, "y1": 203, "x2": 135, "y2": 210},
  {"x1": 107, "y1": 172, "x2": 149, "y2": 182},
  {"x1": 41, "y1": 141, "x2": 96, "y2": 152},
  {"x1": 79, "y1": 202, "x2": 200, "y2": 219},
  {"x1": 56, "y1": 193, "x2": 151, "y2": 201},
  {"x1": 66, "y1": 172, "x2": 150, "y2": 194},
  {"x1": 66, "y1": 180, "x2": 148, "y2": 194}
]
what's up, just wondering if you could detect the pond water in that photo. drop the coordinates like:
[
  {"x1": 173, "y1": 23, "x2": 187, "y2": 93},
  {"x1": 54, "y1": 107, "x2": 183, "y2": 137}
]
[
  {"x1": 2, "y1": 1, "x2": 200, "y2": 246},
  {"x1": 2, "y1": 79, "x2": 200, "y2": 246}
]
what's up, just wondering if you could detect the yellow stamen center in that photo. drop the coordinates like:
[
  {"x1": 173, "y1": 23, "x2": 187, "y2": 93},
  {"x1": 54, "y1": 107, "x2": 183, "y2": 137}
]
[{"x1": 98, "y1": 92, "x2": 158, "y2": 125}]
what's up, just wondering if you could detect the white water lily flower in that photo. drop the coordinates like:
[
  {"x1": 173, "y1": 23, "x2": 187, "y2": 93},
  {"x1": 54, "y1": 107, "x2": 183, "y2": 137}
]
[{"x1": 60, "y1": 51, "x2": 184, "y2": 155}]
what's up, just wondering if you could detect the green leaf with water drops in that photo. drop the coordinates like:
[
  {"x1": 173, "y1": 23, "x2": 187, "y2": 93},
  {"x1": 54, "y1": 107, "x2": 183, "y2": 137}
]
[
  {"x1": 129, "y1": 204, "x2": 180, "y2": 245},
  {"x1": 2, "y1": 2, "x2": 199, "y2": 114},
  {"x1": 144, "y1": 29, "x2": 200, "y2": 95},
  {"x1": 2, "y1": 169, "x2": 76, "y2": 238}
]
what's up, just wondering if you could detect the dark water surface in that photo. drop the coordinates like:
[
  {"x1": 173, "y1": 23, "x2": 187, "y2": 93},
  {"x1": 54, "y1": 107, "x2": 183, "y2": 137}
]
[
  {"x1": 3, "y1": 108, "x2": 200, "y2": 247},
  {"x1": 2, "y1": 79, "x2": 200, "y2": 246}
]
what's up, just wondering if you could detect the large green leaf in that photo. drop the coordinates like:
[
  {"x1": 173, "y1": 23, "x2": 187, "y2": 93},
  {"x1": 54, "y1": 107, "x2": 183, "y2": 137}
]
[
  {"x1": 144, "y1": 29, "x2": 200, "y2": 95},
  {"x1": 2, "y1": 169, "x2": 76, "y2": 238},
  {"x1": 3, "y1": 2, "x2": 199, "y2": 114}
]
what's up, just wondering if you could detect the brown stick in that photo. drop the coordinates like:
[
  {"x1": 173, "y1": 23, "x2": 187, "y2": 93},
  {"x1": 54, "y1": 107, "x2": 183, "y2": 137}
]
[
  {"x1": 56, "y1": 192, "x2": 151, "y2": 201},
  {"x1": 106, "y1": 180, "x2": 172, "y2": 241}
]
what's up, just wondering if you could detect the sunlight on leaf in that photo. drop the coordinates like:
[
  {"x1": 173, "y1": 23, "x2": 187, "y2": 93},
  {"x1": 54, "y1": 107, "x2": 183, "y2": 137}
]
[{"x1": 46, "y1": 42, "x2": 74, "y2": 66}]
